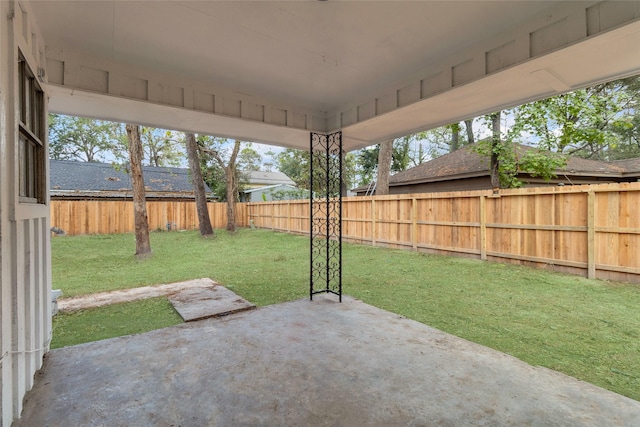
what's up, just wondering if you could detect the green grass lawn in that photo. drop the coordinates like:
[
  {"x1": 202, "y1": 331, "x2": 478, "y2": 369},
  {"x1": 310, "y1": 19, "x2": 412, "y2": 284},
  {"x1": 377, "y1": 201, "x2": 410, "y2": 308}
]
[
  {"x1": 52, "y1": 297, "x2": 183, "y2": 349},
  {"x1": 51, "y1": 228, "x2": 640, "y2": 401}
]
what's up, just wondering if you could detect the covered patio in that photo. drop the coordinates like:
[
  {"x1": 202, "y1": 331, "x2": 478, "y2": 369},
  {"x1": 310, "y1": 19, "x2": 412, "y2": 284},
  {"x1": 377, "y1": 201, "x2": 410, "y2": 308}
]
[
  {"x1": 2, "y1": 1, "x2": 640, "y2": 424},
  {"x1": 15, "y1": 296, "x2": 640, "y2": 425}
]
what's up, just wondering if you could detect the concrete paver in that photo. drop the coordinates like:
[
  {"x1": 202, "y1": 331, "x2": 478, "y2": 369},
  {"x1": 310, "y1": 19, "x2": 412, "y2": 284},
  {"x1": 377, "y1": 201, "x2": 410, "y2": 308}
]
[
  {"x1": 168, "y1": 285, "x2": 255, "y2": 321},
  {"x1": 57, "y1": 278, "x2": 219, "y2": 311},
  {"x1": 15, "y1": 295, "x2": 640, "y2": 426}
]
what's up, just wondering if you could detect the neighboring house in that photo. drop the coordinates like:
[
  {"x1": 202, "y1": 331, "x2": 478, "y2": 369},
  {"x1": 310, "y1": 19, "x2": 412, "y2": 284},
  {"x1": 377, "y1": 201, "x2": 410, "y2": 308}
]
[
  {"x1": 50, "y1": 160, "x2": 213, "y2": 200},
  {"x1": 239, "y1": 170, "x2": 298, "y2": 201},
  {"x1": 354, "y1": 145, "x2": 640, "y2": 196},
  {"x1": 243, "y1": 170, "x2": 295, "y2": 189},
  {"x1": 242, "y1": 184, "x2": 308, "y2": 202}
]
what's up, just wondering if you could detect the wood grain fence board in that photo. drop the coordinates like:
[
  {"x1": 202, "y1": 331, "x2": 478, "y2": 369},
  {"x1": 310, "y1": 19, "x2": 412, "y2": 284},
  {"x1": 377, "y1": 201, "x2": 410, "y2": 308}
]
[
  {"x1": 51, "y1": 200, "x2": 246, "y2": 235},
  {"x1": 52, "y1": 182, "x2": 640, "y2": 283}
]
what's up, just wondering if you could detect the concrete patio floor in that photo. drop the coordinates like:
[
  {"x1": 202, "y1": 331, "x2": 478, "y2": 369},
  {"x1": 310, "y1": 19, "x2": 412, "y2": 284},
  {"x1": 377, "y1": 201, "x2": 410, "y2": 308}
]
[{"x1": 16, "y1": 295, "x2": 640, "y2": 426}]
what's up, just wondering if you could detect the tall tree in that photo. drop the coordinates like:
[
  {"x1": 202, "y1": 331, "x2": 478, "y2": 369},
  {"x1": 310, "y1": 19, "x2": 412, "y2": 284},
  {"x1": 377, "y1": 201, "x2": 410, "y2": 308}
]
[
  {"x1": 375, "y1": 139, "x2": 394, "y2": 195},
  {"x1": 125, "y1": 124, "x2": 152, "y2": 257},
  {"x1": 185, "y1": 133, "x2": 214, "y2": 237},
  {"x1": 264, "y1": 149, "x2": 277, "y2": 172},
  {"x1": 357, "y1": 137, "x2": 420, "y2": 188},
  {"x1": 140, "y1": 127, "x2": 183, "y2": 167},
  {"x1": 464, "y1": 119, "x2": 475, "y2": 145},
  {"x1": 489, "y1": 112, "x2": 501, "y2": 190},
  {"x1": 356, "y1": 146, "x2": 380, "y2": 187},
  {"x1": 342, "y1": 152, "x2": 358, "y2": 195},
  {"x1": 275, "y1": 148, "x2": 357, "y2": 193},
  {"x1": 49, "y1": 114, "x2": 119, "y2": 162},
  {"x1": 392, "y1": 137, "x2": 412, "y2": 171},
  {"x1": 238, "y1": 145, "x2": 262, "y2": 172},
  {"x1": 199, "y1": 138, "x2": 241, "y2": 232},
  {"x1": 508, "y1": 78, "x2": 636, "y2": 157},
  {"x1": 475, "y1": 111, "x2": 566, "y2": 189},
  {"x1": 275, "y1": 149, "x2": 311, "y2": 189},
  {"x1": 449, "y1": 122, "x2": 461, "y2": 152}
]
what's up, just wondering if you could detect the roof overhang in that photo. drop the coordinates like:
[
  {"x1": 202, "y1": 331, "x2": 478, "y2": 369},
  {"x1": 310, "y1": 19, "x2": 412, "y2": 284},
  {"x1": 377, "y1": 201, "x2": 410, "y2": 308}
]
[{"x1": 29, "y1": 1, "x2": 640, "y2": 152}]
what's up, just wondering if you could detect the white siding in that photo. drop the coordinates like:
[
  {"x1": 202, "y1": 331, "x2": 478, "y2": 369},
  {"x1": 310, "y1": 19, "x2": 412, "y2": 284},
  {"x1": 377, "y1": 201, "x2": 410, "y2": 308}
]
[{"x1": 0, "y1": 1, "x2": 51, "y2": 425}]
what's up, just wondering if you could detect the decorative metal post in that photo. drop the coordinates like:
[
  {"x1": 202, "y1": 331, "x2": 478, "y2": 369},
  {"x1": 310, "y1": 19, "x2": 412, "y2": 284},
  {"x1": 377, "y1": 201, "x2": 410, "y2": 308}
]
[{"x1": 310, "y1": 131, "x2": 342, "y2": 301}]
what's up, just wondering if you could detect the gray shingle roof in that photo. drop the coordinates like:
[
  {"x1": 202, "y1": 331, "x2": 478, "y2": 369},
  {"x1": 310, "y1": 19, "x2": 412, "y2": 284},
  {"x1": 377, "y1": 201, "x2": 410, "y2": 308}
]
[{"x1": 50, "y1": 160, "x2": 211, "y2": 196}]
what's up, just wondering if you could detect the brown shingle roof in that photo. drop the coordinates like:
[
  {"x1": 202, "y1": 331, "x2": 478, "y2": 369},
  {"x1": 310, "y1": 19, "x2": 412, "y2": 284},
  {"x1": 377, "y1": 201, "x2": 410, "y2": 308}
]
[
  {"x1": 389, "y1": 145, "x2": 489, "y2": 185},
  {"x1": 609, "y1": 158, "x2": 640, "y2": 177},
  {"x1": 385, "y1": 144, "x2": 640, "y2": 187}
]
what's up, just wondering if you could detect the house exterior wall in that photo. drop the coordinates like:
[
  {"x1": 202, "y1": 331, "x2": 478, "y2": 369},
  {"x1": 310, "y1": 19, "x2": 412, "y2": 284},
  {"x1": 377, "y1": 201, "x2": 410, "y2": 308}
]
[
  {"x1": 0, "y1": 2, "x2": 51, "y2": 425},
  {"x1": 243, "y1": 185, "x2": 304, "y2": 203},
  {"x1": 384, "y1": 176, "x2": 494, "y2": 196}
]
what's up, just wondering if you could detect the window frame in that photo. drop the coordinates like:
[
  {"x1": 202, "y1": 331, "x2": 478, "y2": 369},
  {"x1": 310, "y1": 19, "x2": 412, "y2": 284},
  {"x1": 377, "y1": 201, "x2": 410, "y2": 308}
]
[{"x1": 17, "y1": 52, "x2": 45, "y2": 204}]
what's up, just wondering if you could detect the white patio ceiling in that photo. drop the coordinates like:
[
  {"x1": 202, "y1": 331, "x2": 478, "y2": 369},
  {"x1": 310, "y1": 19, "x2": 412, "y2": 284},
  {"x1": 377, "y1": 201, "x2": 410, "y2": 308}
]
[{"x1": 31, "y1": 1, "x2": 640, "y2": 152}]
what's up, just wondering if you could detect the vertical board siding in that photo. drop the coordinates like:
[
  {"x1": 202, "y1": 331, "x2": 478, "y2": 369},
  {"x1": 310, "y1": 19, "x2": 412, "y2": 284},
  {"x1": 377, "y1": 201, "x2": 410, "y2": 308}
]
[
  {"x1": 4, "y1": 217, "x2": 50, "y2": 425},
  {"x1": 50, "y1": 201, "x2": 248, "y2": 235},
  {"x1": 246, "y1": 183, "x2": 640, "y2": 284}
]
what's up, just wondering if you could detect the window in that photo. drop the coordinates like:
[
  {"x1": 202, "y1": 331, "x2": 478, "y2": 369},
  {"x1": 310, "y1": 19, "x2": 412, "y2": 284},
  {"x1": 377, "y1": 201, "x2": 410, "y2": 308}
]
[{"x1": 18, "y1": 53, "x2": 45, "y2": 203}]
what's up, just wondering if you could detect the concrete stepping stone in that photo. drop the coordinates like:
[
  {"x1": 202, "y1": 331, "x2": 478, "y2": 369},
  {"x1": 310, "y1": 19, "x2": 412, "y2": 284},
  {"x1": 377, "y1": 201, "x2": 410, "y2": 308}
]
[{"x1": 168, "y1": 285, "x2": 255, "y2": 321}]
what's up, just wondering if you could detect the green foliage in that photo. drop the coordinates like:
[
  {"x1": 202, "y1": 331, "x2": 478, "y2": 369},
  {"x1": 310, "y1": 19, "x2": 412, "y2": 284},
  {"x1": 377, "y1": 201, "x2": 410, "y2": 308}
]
[
  {"x1": 49, "y1": 114, "x2": 120, "y2": 162},
  {"x1": 275, "y1": 148, "x2": 357, "y2": 192},
  {"x1": 475, "y1": 137, "x2": 567, "y2": 189},
  {"x1": 508, "y1": 77, "x2": 638, "y2": 158},
  {"x1": 139, "y1": 127, "x2": 183, "y2": 167},
  {"x1": 356, "y1": 137, "x2": 420, "y2": 186},
  {"x1": 238, "y1": 145, "x2": 263, "y2": 172},
  {"x1": 355, "y1": 127, "x2": 472, "y2": 187},
  {"x1": 196, "y1": 136, "x2": 250, "y2": 202},
  {"x1": 356, "y1": 146, "x2": 379, "y2": 186},
  {"x1": 49, "y1": 114, "x2": 185, "y2": 167},
  {"x1": 519, "y1": 149, "x2": 567, "y2": 181},
  {"x1": 268, "y1": 188, "x2": 310, "y2": 201},
  {"x1": 275, "y1": 148, "x2": 311, "y2": 189},
  {"x1": 52, "y1": 230, "x2": 640, "y2": 400},
  {"x1": 392, "y1": 137, "x2": 412, "y2": 171},
  {"x1": 342, "y1": 152, "x2": 358, "y2": 191}
]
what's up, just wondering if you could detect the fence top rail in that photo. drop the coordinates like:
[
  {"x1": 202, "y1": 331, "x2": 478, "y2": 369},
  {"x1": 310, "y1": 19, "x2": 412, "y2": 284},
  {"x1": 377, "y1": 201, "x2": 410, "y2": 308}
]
[{"x1": 247, "y1": 181, "x2": 640, "y2": 205}]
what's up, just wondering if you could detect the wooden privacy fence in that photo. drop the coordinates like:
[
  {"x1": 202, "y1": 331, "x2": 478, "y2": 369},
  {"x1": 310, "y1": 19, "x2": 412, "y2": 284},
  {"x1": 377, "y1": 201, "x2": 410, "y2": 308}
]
[
  {"x1": 51, "y1": 200, "x2": 247, "y2": 235},
  {"x1": 248, "y1": 182, "x2": 640, "y2": 284}
]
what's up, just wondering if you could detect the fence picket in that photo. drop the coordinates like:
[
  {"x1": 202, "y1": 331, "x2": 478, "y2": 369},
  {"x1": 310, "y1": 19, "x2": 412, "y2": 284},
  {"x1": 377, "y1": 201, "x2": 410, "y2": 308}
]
[{"x1": 51, "y1": 182, "x2": 640, "y2": 283}]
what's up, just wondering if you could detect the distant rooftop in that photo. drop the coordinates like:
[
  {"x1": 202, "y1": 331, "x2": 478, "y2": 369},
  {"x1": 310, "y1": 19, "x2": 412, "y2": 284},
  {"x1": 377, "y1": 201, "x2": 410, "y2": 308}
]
[
  {"x1": 50, "y1": 160, "x2": 212, "y2": 199},
  {"x1": 244, "y1": 170, "x2": 295, "y2": 187},
  {"x1": 388, "y1": 144, "x2": 640, "y2": 186},
  {"x1": 353, "y1": 144, "x2": 640, "y2": 193}
]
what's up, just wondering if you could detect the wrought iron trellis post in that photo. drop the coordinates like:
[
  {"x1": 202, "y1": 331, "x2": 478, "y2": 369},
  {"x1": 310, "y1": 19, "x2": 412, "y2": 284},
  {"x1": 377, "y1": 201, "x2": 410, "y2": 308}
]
[{"x1": 310, "y1": 131, "x2": 342, "y2": 301}]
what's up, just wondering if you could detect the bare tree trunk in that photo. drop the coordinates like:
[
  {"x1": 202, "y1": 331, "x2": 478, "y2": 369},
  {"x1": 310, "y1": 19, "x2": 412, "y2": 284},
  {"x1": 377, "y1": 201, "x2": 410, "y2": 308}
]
[
  {"x1": 225, "y1": 141, "x2": 241, "y2": 232},
  {"x1": 126, "y1": 124, "x2": 152, "y2": 257},
  {"x1": 375, "y1": 139, "x2": 393, "y2": 196},
  {"x1": 199, "y1": 139, "x2": 242, "y2": 232},
  {"x1": 185, "y1": 133, "x2": 214, "y2": 237},
  {"x1": 451, "y1": 124, "x2": 460, "y2": 152},
  {"x1": 464, "y1": 119, "x2": 475, "y2": 145},
  {"x1": 490, "y1": 112, "x2": 501, "y2": 190},
  {"x1": 341, "y1": 150, "x2": 348, "y2": 197}
]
